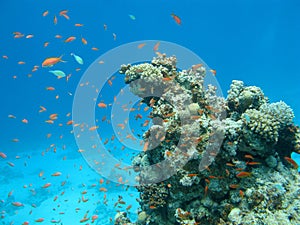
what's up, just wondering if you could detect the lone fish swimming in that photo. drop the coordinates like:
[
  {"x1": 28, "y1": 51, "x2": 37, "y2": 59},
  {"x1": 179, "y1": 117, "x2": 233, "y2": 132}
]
[{"x1": 42, "y1": 55, "x2": 65, "y2": 67}]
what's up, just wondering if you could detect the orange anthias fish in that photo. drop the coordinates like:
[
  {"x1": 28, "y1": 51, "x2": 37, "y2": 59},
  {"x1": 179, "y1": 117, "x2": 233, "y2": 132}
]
[
  {"x1": 247, "y1": 161, "x2": 261, "y2": 166},
  {"x1": 26, "y1": 34, "x2": 34, "y2": 39},
  {"x1": 42, "y1": 183, "x2": 51, "y2": 188},
  {"x1": 92, "y1": 215, "x2": 99, "y2": 222},
  {"x1": 81, "y1": 37, "x2": 87, "y2": 45},
  {"x1": 64, "y1": 36, "x2": 76, "y2": 43},
  {"x1": 284, "y1": 156, "x2": 299, "y2": 169},
  {"x1": 171, "y1": 13, "x2": 181, "y2": 25},
  {"x1": 138, "y1": 43, "x2": 146, "y2": 49},
  {"x1": 12, "y1": 202, "x2": 24, "y2": 207},
  {"x1": 0, "y1": 152, "x2": 7, "y2": 158},
  {"x1": 54, "y1": 15, "x2": 57, "y2": 25},
  {"x1": 59, "y1": 10, "x2": 68, "y2": 16},
  {"x1": 51, "y1": 172, "x2": 62, "y2": 176},
  {"x1": 45, "y1": 86, "x2": 55, "y2": 91},
  {"x1": 42, "y1": 56, "x2": 64, "y2": 67},
  {"x1": 59, "y1": 10, "x2": 70, "y2": 20},
  {"x1": 210, "y1": 69, "x2": 217, "y2": 76},
  {"x1": 236, "y1": 171, "x2": 252, "y2": 178},
  {"x1": 35, "y1": 218, "x2": 44, "y2": 222},
  {"x1": 244, "y1": 154, "x2": 254, "y2": 160},
  {"x1": 42, "y1": 10, "x2": 49, "y2": 17},
  {"x1": 100, "y1": 187, "x2": 107, "y2": 192},
  {"x1": 153, "y1": 41, "x2": 160, "y2": 51},
  {"x1": 98, "y1": 102, "x2": 107, "y2": 108},
  {"x1": 89, "y1": 126, "x2": 99, "y2": 131}
]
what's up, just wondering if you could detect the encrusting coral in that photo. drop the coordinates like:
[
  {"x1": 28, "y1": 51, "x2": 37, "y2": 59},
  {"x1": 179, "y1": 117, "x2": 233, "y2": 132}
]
[{"x1": 115, "y1": 53, "x2": 300, "y2": 225}]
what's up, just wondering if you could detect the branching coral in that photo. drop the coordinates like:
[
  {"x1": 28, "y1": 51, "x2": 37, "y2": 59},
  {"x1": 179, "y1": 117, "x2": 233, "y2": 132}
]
[
  {"x1": 242, "y1": 109, "x2": 280, "y2": 142},
  {"x1": 260, "y1": 101, "x2": 294, "y2": 127}
]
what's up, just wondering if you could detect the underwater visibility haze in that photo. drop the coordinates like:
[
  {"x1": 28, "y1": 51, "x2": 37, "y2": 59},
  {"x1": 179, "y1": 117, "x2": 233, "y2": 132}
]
[{"x1": 0, "y1": 0, "x2": 300, "y2": 225}]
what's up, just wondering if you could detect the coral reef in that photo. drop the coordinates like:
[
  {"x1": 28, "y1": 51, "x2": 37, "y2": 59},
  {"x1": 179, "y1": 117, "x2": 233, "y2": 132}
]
[{"x1": 115, "y1": 54, "x2": 300, "y2": 225}]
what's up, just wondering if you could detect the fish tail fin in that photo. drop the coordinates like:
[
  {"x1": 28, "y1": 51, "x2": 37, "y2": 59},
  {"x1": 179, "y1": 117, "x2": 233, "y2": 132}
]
[{"x1": 59, "y1": 54, "x2": 67, "y2": 63}]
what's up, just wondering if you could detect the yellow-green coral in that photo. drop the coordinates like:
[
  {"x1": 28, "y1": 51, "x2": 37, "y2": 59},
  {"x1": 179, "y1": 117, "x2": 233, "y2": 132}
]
[{"x1": 242, "y1": 109, "x2": 280, "y2": 142}]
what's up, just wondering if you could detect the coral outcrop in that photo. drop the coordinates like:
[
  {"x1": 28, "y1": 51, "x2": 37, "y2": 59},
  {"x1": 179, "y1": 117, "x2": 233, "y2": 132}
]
[{"x1": 115, "y1": 54, "x2": 300, "y2": 225}]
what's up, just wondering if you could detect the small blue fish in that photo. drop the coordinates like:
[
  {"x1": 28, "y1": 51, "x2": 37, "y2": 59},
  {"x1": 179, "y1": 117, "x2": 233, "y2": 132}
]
[
  {"x1": 244, "y1": 114, "x2": 251, "y2": 123},
  {"x1": 49, "y1": 70, "x2": 66, "y2": 77},
  {"x1": 71, "y1": 53, "x2": 84, "y2": 65},
  {"x1": 128, "y1": 14, "x2": 136, "y2": 20}
]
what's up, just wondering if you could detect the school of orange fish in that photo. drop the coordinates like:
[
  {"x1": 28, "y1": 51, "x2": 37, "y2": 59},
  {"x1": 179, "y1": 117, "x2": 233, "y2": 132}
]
[{"x1": 0, "y1": 8, "x2": 185, "y2": 225}]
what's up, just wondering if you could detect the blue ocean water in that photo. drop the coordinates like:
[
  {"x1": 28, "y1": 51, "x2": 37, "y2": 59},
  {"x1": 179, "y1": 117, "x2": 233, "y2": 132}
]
[{"x1": 0, "y1": 0, "x2": 299, "y2": 224}]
